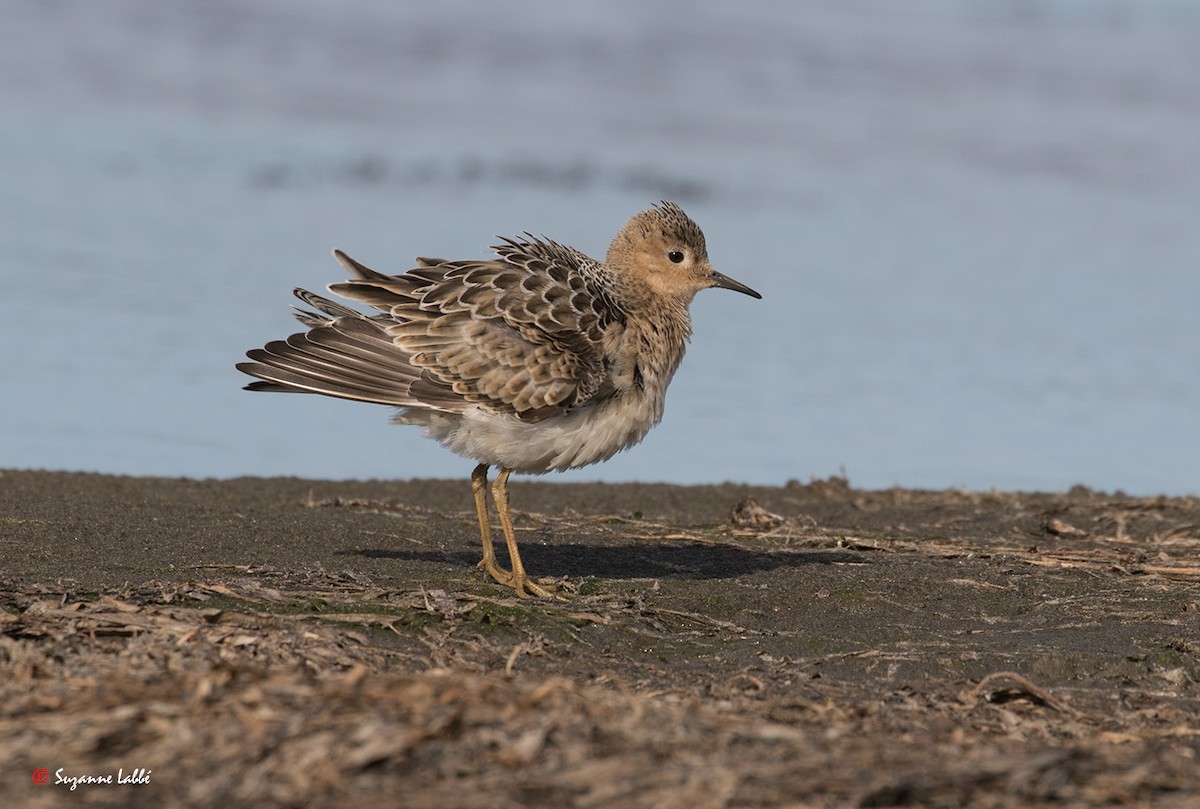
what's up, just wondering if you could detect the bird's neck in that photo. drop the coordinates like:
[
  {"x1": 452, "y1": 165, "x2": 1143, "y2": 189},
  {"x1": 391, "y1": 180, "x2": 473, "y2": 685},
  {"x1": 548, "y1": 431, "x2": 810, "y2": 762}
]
[{"x1": 632, "y1": 298, "x2": 693, "y2": 385}]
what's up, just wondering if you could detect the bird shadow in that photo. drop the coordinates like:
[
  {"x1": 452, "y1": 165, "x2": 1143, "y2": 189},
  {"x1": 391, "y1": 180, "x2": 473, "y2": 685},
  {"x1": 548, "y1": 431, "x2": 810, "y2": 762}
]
[{"x1": 338, "y1": 541, "x2": 864, "y2": 582}]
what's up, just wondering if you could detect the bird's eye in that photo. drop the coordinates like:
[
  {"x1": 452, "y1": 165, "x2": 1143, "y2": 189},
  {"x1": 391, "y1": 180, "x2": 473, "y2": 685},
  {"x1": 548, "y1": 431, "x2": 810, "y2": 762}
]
[{"x1": 667, "y1": 250, "x2": 685, "y2": 264}]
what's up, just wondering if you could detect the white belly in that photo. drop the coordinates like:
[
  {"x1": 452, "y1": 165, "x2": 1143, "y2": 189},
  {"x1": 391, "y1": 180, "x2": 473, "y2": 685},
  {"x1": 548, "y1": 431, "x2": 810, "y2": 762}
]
[{"x1": 399, "y1": 392, "x2": 664, "y2": 474}]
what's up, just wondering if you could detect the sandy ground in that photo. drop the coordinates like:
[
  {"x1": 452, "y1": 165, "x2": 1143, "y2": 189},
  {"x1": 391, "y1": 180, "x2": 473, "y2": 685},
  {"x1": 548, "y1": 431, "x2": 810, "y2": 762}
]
[{"x1": 2, "y1": 469, "x2": 1199, "y2": 807}]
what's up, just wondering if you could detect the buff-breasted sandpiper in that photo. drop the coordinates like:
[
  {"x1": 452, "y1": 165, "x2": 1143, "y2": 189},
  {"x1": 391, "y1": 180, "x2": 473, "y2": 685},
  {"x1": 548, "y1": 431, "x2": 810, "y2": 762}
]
[{"x1": 237, "y1": 201, "x2": 761, "y2": 597}]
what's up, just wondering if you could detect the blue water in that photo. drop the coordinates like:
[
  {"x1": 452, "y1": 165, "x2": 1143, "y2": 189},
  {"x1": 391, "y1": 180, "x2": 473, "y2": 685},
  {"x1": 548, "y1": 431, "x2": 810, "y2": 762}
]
[{"x1": 3, "y1": 0, "x2": 1198, "y2": 494}]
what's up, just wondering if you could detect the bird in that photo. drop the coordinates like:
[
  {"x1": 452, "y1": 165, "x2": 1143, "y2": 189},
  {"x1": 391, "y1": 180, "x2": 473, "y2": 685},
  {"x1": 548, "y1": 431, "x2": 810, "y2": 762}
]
[{"x1": 237, "y1": 201, "x2": 761, "y2": 597}]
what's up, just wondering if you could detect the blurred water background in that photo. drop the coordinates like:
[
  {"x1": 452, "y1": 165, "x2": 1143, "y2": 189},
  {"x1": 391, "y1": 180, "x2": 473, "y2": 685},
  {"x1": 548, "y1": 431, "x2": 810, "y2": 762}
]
[{"x1": 2, "y1": 0, "x2": 1198, "y2": 494}]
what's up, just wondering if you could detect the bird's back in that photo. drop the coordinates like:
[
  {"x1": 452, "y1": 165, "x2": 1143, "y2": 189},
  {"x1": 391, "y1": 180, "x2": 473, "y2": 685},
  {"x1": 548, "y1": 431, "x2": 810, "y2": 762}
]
[{"x1": 238, "y1": 236, "x2": 633, "y2": 424}]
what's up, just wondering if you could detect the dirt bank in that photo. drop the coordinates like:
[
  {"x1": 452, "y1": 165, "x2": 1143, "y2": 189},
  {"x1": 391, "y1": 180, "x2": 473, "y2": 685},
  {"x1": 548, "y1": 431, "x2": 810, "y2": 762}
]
[{"x1": 2, "y1": 470, "x2": 1198, "y2": 807}]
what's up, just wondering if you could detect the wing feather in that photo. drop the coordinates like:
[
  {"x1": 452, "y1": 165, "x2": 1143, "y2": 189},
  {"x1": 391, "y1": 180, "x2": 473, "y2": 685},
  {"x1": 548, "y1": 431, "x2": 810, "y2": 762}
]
[{"x1": 239, "y1": 237, "x2": 625, "y2": 421}]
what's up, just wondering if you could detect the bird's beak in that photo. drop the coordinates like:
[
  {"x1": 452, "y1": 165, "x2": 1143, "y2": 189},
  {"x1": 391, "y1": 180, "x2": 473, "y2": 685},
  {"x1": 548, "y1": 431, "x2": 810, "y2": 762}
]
[{"x1": 708, "y1": 269, "x2": 762, "y2": 299}]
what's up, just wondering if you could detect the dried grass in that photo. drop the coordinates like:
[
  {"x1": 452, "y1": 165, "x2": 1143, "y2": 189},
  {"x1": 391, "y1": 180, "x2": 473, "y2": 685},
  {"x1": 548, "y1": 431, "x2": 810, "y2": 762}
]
[{"x1": 3, "y1": 579, "x2": 1198, "y2": 809}]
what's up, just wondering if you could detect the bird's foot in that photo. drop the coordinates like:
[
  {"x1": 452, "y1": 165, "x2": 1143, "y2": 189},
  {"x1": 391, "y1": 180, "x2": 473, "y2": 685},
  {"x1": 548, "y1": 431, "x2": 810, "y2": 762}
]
[
  {"x1": 478, "y1": 557, "x2": 515, "y2": 587},
  {"x1": 508, "y1": 573, "x2": 559, "y2": 600},
  {"x1": 477, "y1": 557, "x2": 562, "y2": 599}
]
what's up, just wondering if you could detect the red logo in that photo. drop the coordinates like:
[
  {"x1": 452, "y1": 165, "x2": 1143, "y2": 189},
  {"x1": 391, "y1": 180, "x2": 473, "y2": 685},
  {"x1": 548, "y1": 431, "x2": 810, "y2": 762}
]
[{"x1": 31, "y1": 768, "x2": 50, "y2": 785}]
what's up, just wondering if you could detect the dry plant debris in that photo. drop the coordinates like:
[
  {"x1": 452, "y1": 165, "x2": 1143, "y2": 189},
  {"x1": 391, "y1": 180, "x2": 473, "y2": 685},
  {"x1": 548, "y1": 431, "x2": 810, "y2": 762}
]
[
  {"x1": 0, "y1": 577, "x2": 1196, "y2": 809},
  {"x1": 3, "y1": 472, "x2": 1200, "y2": 807}
]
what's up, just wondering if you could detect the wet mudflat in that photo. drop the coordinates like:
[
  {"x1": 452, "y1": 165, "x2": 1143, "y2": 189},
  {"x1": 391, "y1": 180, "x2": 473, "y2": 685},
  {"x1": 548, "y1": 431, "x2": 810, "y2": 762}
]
[{"x1": 2, "y1": 470, "x2": 1198, "y2": 807}]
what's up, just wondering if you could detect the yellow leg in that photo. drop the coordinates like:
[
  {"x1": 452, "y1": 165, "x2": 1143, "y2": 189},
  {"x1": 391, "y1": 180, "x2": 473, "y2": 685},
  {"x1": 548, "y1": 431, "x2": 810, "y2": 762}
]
[
  {"x1": 492, "y1": 468, "x2": 555, "y2": 599},
  {"x1": 471, "y1": 463, "x2": 513, "y2": 586}
]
